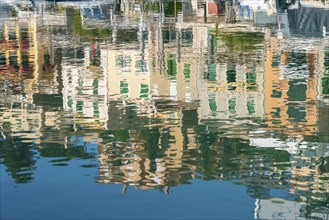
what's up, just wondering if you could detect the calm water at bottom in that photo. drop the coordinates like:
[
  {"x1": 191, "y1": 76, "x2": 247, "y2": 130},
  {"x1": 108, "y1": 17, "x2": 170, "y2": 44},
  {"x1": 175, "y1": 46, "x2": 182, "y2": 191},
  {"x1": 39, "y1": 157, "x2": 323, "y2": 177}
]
[
  {"x1": 2, "y1": 158, "x2": 255, "y2": 219},
  {"x1": 1, "y1": 0, "x2": 329, "y2": 219}
]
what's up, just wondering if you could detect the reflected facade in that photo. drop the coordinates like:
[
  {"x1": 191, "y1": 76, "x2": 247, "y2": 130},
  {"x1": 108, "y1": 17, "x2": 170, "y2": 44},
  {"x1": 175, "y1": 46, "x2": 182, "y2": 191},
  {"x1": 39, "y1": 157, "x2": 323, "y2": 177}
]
[{"x1": 1, "y1": 0, "x2": 329, "y2": 219}]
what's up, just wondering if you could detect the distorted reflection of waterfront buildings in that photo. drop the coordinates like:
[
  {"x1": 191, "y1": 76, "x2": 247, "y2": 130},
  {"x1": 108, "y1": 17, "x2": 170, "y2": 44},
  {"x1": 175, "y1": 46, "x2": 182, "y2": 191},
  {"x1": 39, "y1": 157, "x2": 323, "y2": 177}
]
[{"x1": 1, "y1": 0, "x2": 329, "y2": 218}]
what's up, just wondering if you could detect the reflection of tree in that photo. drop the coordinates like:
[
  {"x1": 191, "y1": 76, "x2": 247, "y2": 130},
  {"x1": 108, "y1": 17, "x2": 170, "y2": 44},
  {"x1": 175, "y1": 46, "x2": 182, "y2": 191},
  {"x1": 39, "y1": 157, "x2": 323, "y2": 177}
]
[
  {"x1": 219, "y1": 32, "x2": 264, "y2": 52},
  {"x1": 0, "y1": 137, "x2": 36, "y2": 183},
  {"x1": 194, "y1": 126, "x2": 217, "y2": 180},
  {"x1": 190, "y1": 133, "x2": 292, "y2": 182},
  {"x1": 113, "y1": 130, "x2": 129, "y2": 142},
  {"x1": 38, "y1": 142, "x2": 95, "y2": 160},
  {"x1": 0, "y1": 132, "x2": 95, "y2": 183},
  {"x1": 144, "y1": 128, "x2": 160, "y2": 173},
  {"x1": 163, "y1": 2, "x2": 182, "y2": 17},
  {"x1": 98, "y1": 103, "x2": 295, "y2": 194},
  {"x1": 71, "y1": 8, "x2": 111, "y2": 42},
  {"x1": 116, "y1": 29, "x2": 139, "y2": 44}
]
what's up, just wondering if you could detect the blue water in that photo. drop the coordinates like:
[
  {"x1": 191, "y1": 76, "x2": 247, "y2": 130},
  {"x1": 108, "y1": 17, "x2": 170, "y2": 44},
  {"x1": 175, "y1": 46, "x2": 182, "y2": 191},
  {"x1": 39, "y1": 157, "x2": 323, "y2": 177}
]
[{"x1": 1, "y1": 149, "x2": 255, "y2": 219}]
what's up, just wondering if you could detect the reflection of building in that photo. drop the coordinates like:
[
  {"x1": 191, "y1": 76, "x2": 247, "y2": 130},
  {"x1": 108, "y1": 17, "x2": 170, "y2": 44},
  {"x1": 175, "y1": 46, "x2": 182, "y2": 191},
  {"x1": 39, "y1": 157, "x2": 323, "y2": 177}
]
[
  {"x1": 0, "y1": 14, "x2": 57, "y2": 142},
  {"x1": 103, "y1": 48, "x2": 150, "y2": 100},
  {"x1": 196, "y1": 30, "x2": 265, "y2": 134},
  {"x1": 61, "y1": 43, "x2": 109, "y2": 129},
  {"x1": 97, "y1": 106, "x2": 198, "y2": 192},
  {"x1": 148, "y1": 22, "x2": 203, "y2": 103},
  {"x1": 199, "y1": 61, "x2": 265, "y2": 120},
  {"x1": 0, "y1": 14, "x2": 54, "y2": 86},
  {"x1": 0, "y1": 8, "x2": 100, "y2": 183},
  {"x1": 263, "y1": 36, "x2": 326, "y2": 137}
]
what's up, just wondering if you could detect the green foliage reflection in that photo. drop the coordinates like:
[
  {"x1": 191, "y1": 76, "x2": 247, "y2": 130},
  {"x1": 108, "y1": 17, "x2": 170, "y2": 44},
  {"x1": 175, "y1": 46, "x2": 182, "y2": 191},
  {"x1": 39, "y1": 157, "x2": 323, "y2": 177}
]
[
  {"x1": 71, "y1": 8, "x2": 111, "y2": 42},
  {"x1": 219, "y1": 32, "x2": 264, "y2": 52}
]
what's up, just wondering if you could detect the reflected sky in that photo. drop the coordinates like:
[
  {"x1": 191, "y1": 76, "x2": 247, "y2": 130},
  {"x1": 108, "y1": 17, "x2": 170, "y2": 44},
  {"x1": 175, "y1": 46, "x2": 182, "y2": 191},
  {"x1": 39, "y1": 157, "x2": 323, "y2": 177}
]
[{"x1": 1, "y1": 0, "x2": 329, "y2": 219}]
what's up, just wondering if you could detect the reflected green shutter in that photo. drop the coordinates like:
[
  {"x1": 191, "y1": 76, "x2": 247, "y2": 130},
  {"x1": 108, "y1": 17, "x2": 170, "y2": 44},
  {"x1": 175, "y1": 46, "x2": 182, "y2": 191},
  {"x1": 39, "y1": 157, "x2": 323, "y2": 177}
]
[
  {"x1": 208, "y1": 64, "x2": 216, "y2": 81},
  {"x1": 247, "y1": 100, "x2": 255, "y2": 114},
  {"x1": 209, "y1": 99, "x2": 217, "y2": 111},
  {"x1": 120, "y1": 81, "x2": 129, "y2": 95},
  {"x1": 184, "y1": 64, "x2": 191, "y2": 80},
  {"x1": 229, "y1": 98, "x2": 236, "y2": 113},
  {"x1": 140, "y1": 84, "x2": 149, "y2": 99}
]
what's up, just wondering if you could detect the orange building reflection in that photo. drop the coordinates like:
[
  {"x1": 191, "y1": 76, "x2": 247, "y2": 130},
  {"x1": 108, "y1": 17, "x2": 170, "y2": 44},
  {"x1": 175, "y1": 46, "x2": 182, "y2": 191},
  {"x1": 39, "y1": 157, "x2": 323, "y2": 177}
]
[{"x1": 263, "y1": 35, "x2": 322, "y2": 137}]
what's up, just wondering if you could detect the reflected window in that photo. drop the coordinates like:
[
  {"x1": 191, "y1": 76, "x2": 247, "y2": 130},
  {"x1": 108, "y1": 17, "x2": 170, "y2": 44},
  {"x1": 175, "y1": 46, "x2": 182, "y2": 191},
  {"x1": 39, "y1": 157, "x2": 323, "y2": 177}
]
[
  {"x1": 272, "y1": 54, "x2": 280, "y2": 68},
  {"x1": 9, "y1": 55, "x2": 17, "y2": 66},
  {"x1": 322, "y1": 76, "x2": 329, "y2": 95},
  {"x1": 135, "y1": 60, "x2": 148, "y2": 73},
  {"x1": 0, "y1": 27, "x2": 3, "y2": 40},
  {"x1": 21, "y1": 55, "x2": 29, "y2": 67},
  {"x1": 323, "y1": 51, "x2": 329, "y2": 98},
  {"x1": 209, "y1": 98, "x2": 217, "y2": 111},
  {"x1": 227, "y1": 64, "x2": 236, "y2": 90},
  {"x1": 246, "y1": 64, "x2": 257, "y2": 91},
  {"x1": 167, "y1": 54, "x2": 176, "y2": 78},
  {"x1": 287, "y1": 106, "x2": 306, "y2": 122},
  {"x1": 271, "y1": 107, "x2": 280, "y2": 119},
  {"x1": 163, "y1": 29, "x2": 176, "y2": 43},
  {"x1": 208, "y1": 64, "x2": 216, "y2": 81},
  {"x1": 184, "y1": 64, "x2": 191, "y2": 81},
  {"x1": 288, "y1": 53, "x2": 307, "y2": 68},
  {"x1": 120, "y1": 81, "x2": 129, "y2": 96},
  {"x1": 8, "y1": 32, "x2": 16, "y2": 40},
  {"x1": 229, "y1": 98, "x2": 236, "y2": 113},
  {"x1": 78, "y1": 77, "x2": 83, "y2": 95},
  {"x1": 93, "y1": 79, "x2": 98, "y2": 95},
  {"x1": 136, "y1": 60, "x2": 141, "y2": 72},
  {"x1": 181, "y1": 28, "x2": 193, "y2": 46},
  {"x1": 44, "y1": 53, "x2": 51, "y2": 65},
  {"x1": 77, "y1": 101, "x2": 84, "y2": 112},
  {"x1": 93, "y1": 101, "x2": 99, "y2": 116},
  {"x1": 20, "y1": 28, "x2": 28, "y2": 40},
  {"x1": 0, "y1": 55, "x2": 6, "y2": 65},
  {"x1": 67, "y1": 97, "x2": 73, "y2": 109},
  {"x1": 227, "y1": 63, "x2": 236, "y2": 83},
  {"x1": 64, "y1": 48, "x2": 84, "y2": 60},
  {"x1": 271, "y1": 89, "x2": 282, "y2": 98},
  {"x1": 140, "y1": 84, "x2": 149, "y2": 99},
  {"x1": 170, "y1": 81, "x2": 177, "y2": 101},
  {"x1": 208, "y1": 33, "x2": 217, "y2": 60},
  {"x1": 115, "y1": 55, "x2": 131, "y2": 71},
  {"x1": 247, "y1": 100, "x2": 255, "y2": 114},
  {"x1": 288, "y1": 80, "x2": 306, "y2": 101},
  {"x1": 325, "y1": 51, "x2": 329, "y2": 72},
  {"x1": 152, "y1": 58, "x2": 156, "y2": 72}
]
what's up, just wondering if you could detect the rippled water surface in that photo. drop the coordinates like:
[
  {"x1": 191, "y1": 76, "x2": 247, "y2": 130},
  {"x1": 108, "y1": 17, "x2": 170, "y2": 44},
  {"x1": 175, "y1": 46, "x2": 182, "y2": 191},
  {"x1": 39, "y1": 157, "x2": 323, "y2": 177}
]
[{"x1": 1, "y1": 1, "x2": 329, "y2": 219}]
